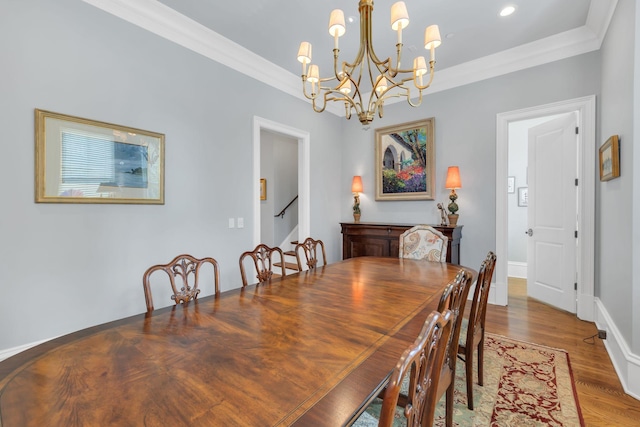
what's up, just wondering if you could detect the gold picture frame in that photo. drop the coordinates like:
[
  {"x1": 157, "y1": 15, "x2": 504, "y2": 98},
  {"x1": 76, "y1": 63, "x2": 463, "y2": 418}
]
[
  {"x1": 599, "y1": 135, "x2": 620, "y2": 181},
  {"x1": 260, "y1": 178, "x2": 267, "y2": 200},
  {"x1": 35, "y1": 109, "x2": 165, "y2": 204},
  {"x1": 375, "y1": 118, "x2": 435, "y2": 200}
]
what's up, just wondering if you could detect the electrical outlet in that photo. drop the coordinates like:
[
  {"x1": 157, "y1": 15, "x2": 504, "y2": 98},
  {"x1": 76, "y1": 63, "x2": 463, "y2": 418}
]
[
  {"x1": 237, "y1": 217, "x2": 244, "y2": 228},
  {"x1": 597, "y1": 330, "x2": 607, "y2": 340}
]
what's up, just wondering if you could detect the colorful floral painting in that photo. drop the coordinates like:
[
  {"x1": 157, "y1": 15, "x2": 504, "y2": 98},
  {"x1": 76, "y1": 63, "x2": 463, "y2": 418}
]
[{"x1": 375, "y1": 118, "x2": 435, "y2": 200}]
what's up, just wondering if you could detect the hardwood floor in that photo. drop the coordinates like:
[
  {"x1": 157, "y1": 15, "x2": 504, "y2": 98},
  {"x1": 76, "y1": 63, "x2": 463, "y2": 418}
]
[{"x1": 485, "y1": 278, "x2": 640, "y2": 426}]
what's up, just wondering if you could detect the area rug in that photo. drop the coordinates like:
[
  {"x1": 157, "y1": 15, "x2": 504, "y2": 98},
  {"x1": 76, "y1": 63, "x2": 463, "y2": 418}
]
[{"x1": 358, "y1": 334, "x2": 584, "y2": 427}]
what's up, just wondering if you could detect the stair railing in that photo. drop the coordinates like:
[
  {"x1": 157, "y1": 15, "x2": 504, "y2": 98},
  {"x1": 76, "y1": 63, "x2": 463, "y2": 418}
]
[{"x1": 274, "y1": 195, "x2": 298, "y2": 218}]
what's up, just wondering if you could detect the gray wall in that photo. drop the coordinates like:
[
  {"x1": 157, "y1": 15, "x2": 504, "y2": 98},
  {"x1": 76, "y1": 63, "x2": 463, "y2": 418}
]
[
  {"x1": 272, "y1": 135, "x2": 298, "y2": 247},
  {"x1": 341, "y1": 53, "x2": 601, "y2": 273},
  {"x1": 507, "y1": 120, "x2": 530, "y2": 264},
  {"x1": 0, "y1": 0, "x2": 343, "y2": 351},
  {"x1": 260, "y1": 131, "x2": 275, "y2": 245},
  {"x1": 598, "y1": 0, "x2": 636, "y2": 352}
]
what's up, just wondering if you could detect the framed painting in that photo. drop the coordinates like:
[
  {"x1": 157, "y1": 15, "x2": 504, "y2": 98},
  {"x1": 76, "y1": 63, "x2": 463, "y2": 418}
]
[
  {"x1": 599, "y1": 135, "x2": 620, "y2": 181},
  {"x1": 260, "y1": 178, "x2": 267, "y2": 200},
  {"x1": 35, "y1": 109, "x2": 165, "y2": 204},
  {"x1": 375, "y1": 118, "x2": 435, "y2": 200}
]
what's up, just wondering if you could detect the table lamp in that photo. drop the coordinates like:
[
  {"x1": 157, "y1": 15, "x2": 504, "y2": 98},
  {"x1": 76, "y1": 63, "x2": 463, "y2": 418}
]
[
  {"x1": 445, "y1": 166, "x2": 461, "y2": 226},
  {"x1": 351, "y1": 176, "x2": 363, "y2": 223}
]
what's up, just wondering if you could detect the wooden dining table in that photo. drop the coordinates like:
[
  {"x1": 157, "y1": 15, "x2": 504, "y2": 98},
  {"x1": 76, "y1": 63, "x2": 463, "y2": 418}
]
[{"x1": 0, "y1": 257, "x2": 475, "y2": 426}]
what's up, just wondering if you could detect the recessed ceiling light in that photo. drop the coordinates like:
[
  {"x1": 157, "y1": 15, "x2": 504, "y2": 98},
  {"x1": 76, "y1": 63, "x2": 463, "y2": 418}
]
[
  {"x1": 347, "y1": 16, "x2": 356, "y2": 24},
  {"x1": 500, "y1": 6, "x2": 516, "y2": 17},
  {"x1": 445, "y1": 33, "x2": 455, "y2": 39}
]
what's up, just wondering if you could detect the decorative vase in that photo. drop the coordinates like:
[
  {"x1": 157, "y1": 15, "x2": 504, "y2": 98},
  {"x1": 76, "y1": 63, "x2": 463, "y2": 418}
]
[
  {"x1": 447, "y1": 214, "x2": 459, "y2": 227},
  {"x1": 353, "y1": 213, "x2": 361, "y2": 223}
]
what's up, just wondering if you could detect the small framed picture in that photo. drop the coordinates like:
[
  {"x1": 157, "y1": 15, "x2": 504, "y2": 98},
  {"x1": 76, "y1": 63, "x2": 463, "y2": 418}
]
[
  {"x1": 599, "y1": 135, "x2": 620, "y2": 181},
  {"x1": 518, "y1": 187, "x2": 528, "y2": 207},
  {"x1": 507, "y1": 176, "x2": 515, "y2": 193},
  {"x1": 260, "y1": 178, "x2": 267, "y2": 200}
]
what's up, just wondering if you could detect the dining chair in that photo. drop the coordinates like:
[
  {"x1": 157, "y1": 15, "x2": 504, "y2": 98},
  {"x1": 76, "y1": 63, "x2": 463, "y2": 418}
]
[
  {"x1": 398, "y1": 225, "x2": 448, "y2": 262},
  {"x1": 457, "y1": 251, "x2": 497, "y2": 409},
  {"x1": 239, "y1": 243, "x2": 286, "y2": 287},
  {"x1": 393, "y1": 269, "x2": 472, "y2": 427},
  {"x1": 435, "y1": 269, "x2": 473, "y2": 426},
  {"x1": 353, "y1": 309, "x2": 453, "y2": 427},
  {"x1": 294, "y1": 237, "x2": 327, "y2": 271},
  {"x1": 142, "y1": 254, "x2": 220, "y2": 312}
]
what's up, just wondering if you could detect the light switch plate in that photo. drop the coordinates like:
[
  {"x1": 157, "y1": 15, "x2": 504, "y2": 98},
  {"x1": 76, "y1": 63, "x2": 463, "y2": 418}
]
[{"x1": 228, "y1": 218, "x2": 235, "y2": 228}]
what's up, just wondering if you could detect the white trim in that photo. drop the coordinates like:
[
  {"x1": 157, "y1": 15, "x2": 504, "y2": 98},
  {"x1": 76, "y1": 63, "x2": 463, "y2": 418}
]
[
  {"x1": 82, "y1": 0, "x2": 617, "y2": 118},
  {"x1": 495, "y1": 96, "x2": 596, "y2": 320},
  {"x1": 507, "y1": 262, "x2": 527, "y2": 279},
  {"x1": 0, "y1": 338, "x2": 55, "y2": 362},
  {"x1": 595, "y1": 298, "x2": 640, "y2": 400},
  {"x1": 252, "y1": 117, "x2": 310, "y2": 247}
]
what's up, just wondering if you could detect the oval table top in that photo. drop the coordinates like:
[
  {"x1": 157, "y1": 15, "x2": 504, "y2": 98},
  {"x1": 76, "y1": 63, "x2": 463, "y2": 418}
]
[{"x1": 0, "y1": 257, "x2": 475, "y2": 426}]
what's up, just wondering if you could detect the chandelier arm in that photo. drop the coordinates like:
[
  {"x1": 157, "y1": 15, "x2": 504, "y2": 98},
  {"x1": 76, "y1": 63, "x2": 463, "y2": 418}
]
[
  {"x1": 342, "y1": 0, "x2": 369, "y2": 72},
  {"x1": 413, "y1": 62, "x2": 437, "y2": 90},
  {"x1": 300, "y1": 78, "x2": 319, "y2": 101},
  {"x1": 310, "y1": 95, "x2": 328, "y2": 113},
  {"x1": 332, "y1": 49, "x2": 344, "y2": 80},
  {"x1": 386, "y1": 43, "x2": 404, "y2": 78}
]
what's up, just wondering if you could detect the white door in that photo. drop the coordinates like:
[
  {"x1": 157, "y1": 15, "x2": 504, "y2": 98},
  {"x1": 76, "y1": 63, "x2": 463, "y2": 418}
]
[{"x1": 526, "y1": 113, "x2": 577, "y2": 312}]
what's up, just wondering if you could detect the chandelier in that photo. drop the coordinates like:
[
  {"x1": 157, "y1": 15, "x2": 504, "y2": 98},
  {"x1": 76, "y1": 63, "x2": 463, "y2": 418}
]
[{"x1": 297, "y1": 0, "x2": 441, "y2": 125}]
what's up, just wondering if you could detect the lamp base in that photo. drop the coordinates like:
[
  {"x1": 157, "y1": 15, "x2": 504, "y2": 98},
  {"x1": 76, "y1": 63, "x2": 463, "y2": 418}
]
[
  {"x1": 447, "y1": 214, "x2": 459, "y2": 227},
  {"x1": 353, "y1": 213, "x2": 361, "y2": 223}
]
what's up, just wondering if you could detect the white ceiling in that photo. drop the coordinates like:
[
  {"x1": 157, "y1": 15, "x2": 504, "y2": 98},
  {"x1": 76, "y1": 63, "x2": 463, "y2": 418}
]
[{"x1": 83, "y1": 0, "x2": 617, "y2": 114}]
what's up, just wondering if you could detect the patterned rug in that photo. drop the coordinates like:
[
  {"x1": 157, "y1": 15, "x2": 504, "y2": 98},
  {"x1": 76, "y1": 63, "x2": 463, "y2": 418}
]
[{"x1": 358, "y1": 334, "x2": 584, "y2": 427}]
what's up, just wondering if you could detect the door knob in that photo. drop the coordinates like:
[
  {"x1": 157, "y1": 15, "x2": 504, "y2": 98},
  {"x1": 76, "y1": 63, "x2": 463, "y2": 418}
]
[{"x1": 525, "y1": 228, "x2": 533, "y2": 236}]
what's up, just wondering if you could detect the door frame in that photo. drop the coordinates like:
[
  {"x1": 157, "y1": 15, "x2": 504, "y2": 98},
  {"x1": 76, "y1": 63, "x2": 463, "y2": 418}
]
[
  {"x1": 252, "y1": 116, "x2": 310, "y2": 247},
  {"x1": 495, "y1": 95, "x2": 596, "y2": 321}
]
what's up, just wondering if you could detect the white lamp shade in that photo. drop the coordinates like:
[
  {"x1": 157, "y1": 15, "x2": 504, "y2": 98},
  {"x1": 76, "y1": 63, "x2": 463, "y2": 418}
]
[
  {"x1": 391, "y1": 2, "x2": 409, "y2": 31},
  {"x1": 375, "y1": 76, "x2": 388, "y2": 94},
  {"x1": 308, "y1": 65, "x2": 320, "y2": 83},
  {"x1": 328, "y1": 9, "x2": 346, "y2": 37},
  {"x1": 413, "y1": 56, "x2": 427, "y2": 76},
  {"x1": 339, "y1": 79, "x2": 352, "y2": 94},
  {"x1": 424, "y1": 25, "x2": 442, "y2": 49},
  {"x1": 297, "y1": 42, "x2": 312, "y2": 64}
]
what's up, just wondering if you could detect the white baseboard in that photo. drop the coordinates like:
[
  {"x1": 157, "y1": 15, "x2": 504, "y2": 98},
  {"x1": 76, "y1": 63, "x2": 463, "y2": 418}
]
[
  {"x1": 595, "y1": 298, "x2": 640, "y2": 400},
  {"x1": 0, "y1": 337, "x2": 54, "y2": 362},
  {"x1": 507, "y1": 261, "x2": 527, "y2": 278}
]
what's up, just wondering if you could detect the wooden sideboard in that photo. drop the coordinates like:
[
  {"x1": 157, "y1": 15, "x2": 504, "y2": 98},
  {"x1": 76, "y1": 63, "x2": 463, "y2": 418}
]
[{"x1": 340, "y1": 222, "x2": 463, "y2": 265}]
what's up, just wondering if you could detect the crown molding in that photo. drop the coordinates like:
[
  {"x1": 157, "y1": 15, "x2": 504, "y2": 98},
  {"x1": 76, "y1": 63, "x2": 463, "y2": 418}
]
[{"x1": 83, "y1": 0, "x2": 617, "y2": 117}]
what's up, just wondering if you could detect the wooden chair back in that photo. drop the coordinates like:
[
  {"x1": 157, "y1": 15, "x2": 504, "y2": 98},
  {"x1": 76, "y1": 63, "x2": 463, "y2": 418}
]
[
  {"x1": 458, "y1": 251, "x2": 497, "y2": 409},
  {"x1": 436, "y1": 269, "x2": 473, "y2": 426},
  {"x1": 377, "y1": 309, "x2": 453, "y2": 427},
  {"x1": 466, "y1": 251, "x2": 497, "y2": 349},
  {"x1": 143, "y1": 254, "x2": 220, "y2": 312},
  {"x1": 295, "y1": 237, "x2": 327, "y2": 271},
  {"x1": 399, "y1": 225, "x2": 448, "y2": 262},
  {"x1": 239, "y1": 243, "x2": 286, "y2": 287}
]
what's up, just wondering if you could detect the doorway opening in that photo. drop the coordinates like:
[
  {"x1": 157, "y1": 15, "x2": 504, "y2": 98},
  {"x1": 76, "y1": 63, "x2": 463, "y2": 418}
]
[
  {"x1": 252, "y1": 117, "x2": 310, "y2": 248},
  {"x1": 495, "y1": 96, "x2": 596, "y2": 321}
]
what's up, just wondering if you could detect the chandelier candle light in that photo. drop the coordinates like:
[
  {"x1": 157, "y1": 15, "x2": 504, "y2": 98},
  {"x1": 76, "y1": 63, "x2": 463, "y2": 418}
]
[{"x1": 297, "y1": 1, "x2": 441, "y2": 125}]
